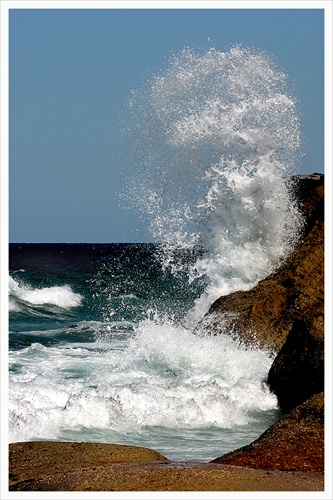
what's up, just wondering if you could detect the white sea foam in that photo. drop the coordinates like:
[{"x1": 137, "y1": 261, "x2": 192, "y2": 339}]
[
  {"x1": 125, "y1": 46, "x2": 303, "y2": 320},
  {"x1": 9, "y1": 275, "x2": 82, "y2": 309},
  {"x1": 9, "y1": 317, "x2": 277, "y2": 453}
]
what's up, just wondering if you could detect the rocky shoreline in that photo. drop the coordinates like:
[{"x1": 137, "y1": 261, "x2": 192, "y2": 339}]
[
  {"x1": 208, "y1": 173, "x2": 325, "y2": 475},
  {"x1": 8, "y1": 174, "x2": 326, "y2": 493},
  {"x1": 9, "y1": 441, "x2": 324, "y2": 492}
]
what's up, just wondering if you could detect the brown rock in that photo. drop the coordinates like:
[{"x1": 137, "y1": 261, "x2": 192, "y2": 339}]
[
  {"x1": 8, "y1": 441, "x2": 323, "y2": 491},
  {"x1": 197, "y1": 173, "x2": 324, "y2": 354},
  {"x1": 9, "y1": 441, "x2": 168, "y2": 491},
  {"x1": 197, "y1": 173, "x2": 325, "y2": 475},
  {"x1": 211, "y1": 392, "x2": 324, "y2": 473},
  {"x1": 267, "y1": 316, "x2": 324, "y2": 411},
  {"x1": 197, "y1": 173, "x2": 324, "y2": 412}
]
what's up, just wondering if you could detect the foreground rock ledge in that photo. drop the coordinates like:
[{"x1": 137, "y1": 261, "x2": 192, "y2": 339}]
[{"x1": 9, "y1": 441, "x2": 323, "y2": 492}]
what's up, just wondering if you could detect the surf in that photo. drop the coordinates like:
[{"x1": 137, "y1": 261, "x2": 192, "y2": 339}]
[
  {"x1": 9, "y1": 45, "x2": 304, "y2": 461},
  {"x1": 124, "y1": 45, "x2": 303, "y2": 319},
  {"x1": 9, "y1": 275, "x2": 83, "y2": 311}
]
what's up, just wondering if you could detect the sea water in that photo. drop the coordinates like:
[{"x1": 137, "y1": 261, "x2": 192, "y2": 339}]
[{"x1": 9, "y1": 46, "x2": 303, "y2": 462}]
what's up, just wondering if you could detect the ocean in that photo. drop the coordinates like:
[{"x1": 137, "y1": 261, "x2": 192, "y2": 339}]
[
  {"x1": 9, "y1": 46, "x2": 303, "y2": 462},
  {"x1": 9, "y1": 243, "x2": 281, "y2": 462}
]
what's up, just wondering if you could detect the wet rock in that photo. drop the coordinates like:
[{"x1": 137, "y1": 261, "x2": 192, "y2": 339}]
[
  {"x1": 197, "y1": 173, "x2": 324, "y2": 412},
  {"x1": 267, "y1": 316, "x2": 324, "y2": 412},
  {"x1": 202, "y1": 173, "x2": 325, "y2": 473},
  {"x1": 211, "y1": 392, "x2": 324, "y2": 473},
  {"x1": 198, "y1": 174, "x2": 323, "y2": 349}
]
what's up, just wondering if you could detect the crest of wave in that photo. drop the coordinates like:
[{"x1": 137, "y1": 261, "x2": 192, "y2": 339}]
[{"x1": 125, "y1": 46, "x2": 303, "y2": 320}]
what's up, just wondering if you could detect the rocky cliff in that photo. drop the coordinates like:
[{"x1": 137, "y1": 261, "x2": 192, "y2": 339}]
[
  {"x1": 207, "y1": 173, "x2": 325, "y2": 471},
  {"x1": 199, "y1": 173, "x2": 324, "y2": 409}
]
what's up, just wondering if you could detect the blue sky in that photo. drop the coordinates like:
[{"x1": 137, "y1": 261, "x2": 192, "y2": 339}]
[{"x1": 6, "y1": 3, "x2": 327, "y2": 243}]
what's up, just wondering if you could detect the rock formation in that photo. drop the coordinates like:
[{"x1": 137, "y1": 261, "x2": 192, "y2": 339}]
[
  {"x1": 212, "y1": 392, "x2": 324, "y2": 472},
  {"x1": 199, "y1": 173, "x2": 324, "y2": 412},
  {"x1": 9, "y1": 440, "x2": 324, "y2": 491},
  {"x1": 205, "y1": 173, "x2": 325, "y2": 471}
]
